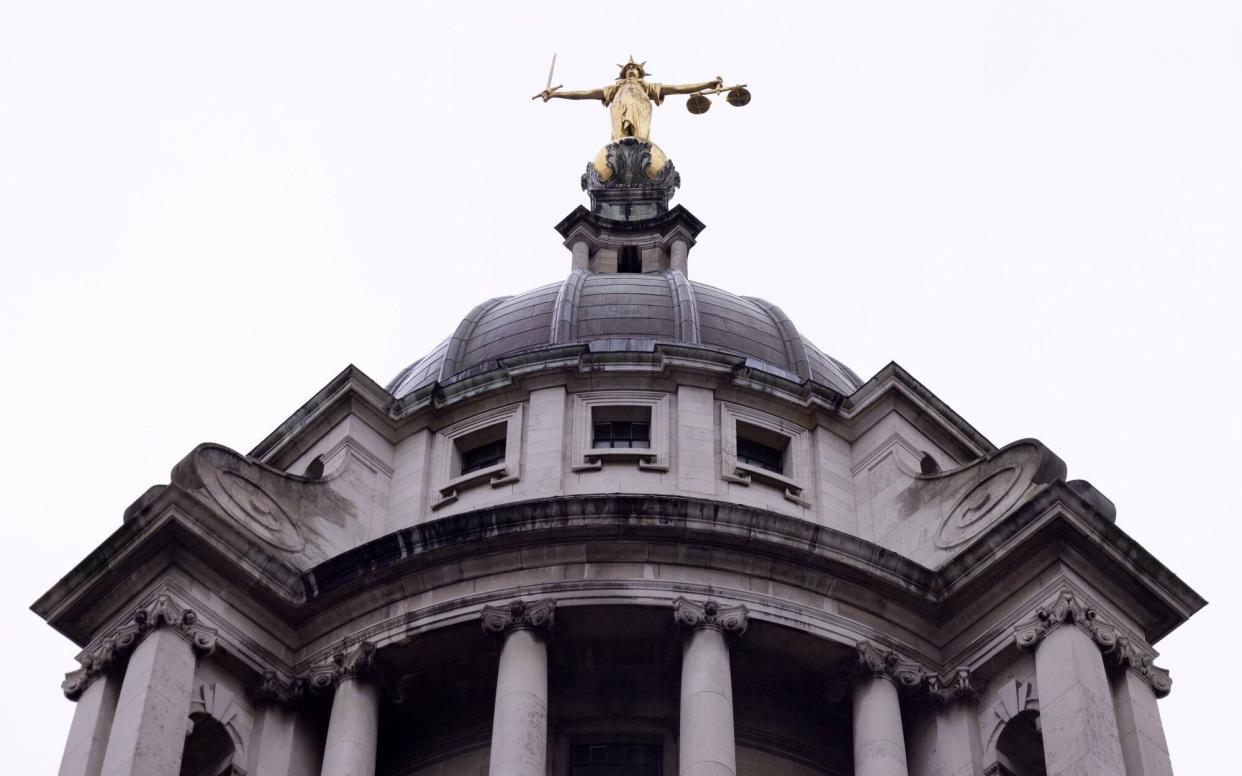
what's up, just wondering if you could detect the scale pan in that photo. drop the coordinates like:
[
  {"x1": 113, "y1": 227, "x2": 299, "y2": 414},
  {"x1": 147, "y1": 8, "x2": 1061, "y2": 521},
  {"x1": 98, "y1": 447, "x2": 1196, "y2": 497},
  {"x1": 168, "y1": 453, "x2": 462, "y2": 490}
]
[
  {"x1": 727, "y1": 86, "x2": 751, "y2": 107},
  {"x1": 687, "y1": 93, "x2": 711, "y2": 114}
]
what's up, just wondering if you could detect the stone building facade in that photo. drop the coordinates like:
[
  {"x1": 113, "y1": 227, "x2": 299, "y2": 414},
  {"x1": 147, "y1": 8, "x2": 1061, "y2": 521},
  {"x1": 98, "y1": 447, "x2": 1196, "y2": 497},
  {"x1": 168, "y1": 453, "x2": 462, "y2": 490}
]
[{"x1": 35, "y1": 135, "x2": 1203, "y2": 776}]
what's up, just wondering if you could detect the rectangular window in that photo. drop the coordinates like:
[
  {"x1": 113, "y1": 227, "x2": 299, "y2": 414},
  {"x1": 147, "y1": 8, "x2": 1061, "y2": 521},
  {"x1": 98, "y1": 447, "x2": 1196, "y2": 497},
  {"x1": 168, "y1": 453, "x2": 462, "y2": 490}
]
[
  {"x1": 460, "y1": 437, "x2": 506, "y2": 474},
  {"x1": 736, "y1": 421, "x2": 788, "y2": 473},
  {"x1": 570, "y1": 742, "x2": 662, "y2": 776},
  {"x1": 453, "y1": 423, "x2": 507, "y2": 477},
  {"x1": 618, "y1": 245, "x2": 642, "y2": 273},
  {"x1": 593, "y1": 420, "x2": 651, "y2": 449}
]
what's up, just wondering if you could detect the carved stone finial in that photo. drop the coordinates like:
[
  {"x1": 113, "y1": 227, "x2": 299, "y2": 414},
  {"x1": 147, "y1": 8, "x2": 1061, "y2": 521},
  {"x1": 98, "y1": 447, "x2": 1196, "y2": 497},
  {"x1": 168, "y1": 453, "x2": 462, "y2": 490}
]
[
  {"x1": 306, "y1": 641, "x2": 380, "y2": 693},
  {"x1": 481, "y1": 599, "x2": 556, "y2": 637},
  {"x1": 61, "y1": 592, "x2": 218, "y2": 700},
  {"x1": 672, "y1": 597, "x2": 748, "y2": 636}
]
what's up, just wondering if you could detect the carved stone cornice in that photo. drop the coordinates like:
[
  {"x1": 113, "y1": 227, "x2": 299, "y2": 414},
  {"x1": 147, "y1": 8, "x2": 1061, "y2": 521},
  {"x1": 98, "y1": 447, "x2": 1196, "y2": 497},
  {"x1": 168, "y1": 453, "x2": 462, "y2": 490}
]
[
  {"x1": 306, "y1": 641, "x2": 380, "y2": 692},
  {"x1": 672, "y1": 598, "x2": 748, "y2": 636},
  {"x1": 1014, "y1": 589, "x2": 1172, "y2": 696},
  {"x1": 481, "y1": 599, "x2": 556, "y2": 637},
  {"x1": 248, "y1": 670, "x2": 305, "y2": 707},
  {"x1": 62, "y1": 593, "x2": 218, "y2": 700}
]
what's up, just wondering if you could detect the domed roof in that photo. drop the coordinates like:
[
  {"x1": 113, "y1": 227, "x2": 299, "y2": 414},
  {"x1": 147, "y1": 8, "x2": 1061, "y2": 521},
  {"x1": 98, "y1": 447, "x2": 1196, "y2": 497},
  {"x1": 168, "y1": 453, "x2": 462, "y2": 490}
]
[{"x1": 387, "y1": 269, "x2": 862, "y2": 398}]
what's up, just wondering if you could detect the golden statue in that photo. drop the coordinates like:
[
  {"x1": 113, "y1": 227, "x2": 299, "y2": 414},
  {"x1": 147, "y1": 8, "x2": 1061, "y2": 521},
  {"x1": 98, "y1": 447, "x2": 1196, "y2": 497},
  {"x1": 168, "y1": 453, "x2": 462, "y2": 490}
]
[{"x1": 539, "y1": 58, "x2": 723, "y2": 142}]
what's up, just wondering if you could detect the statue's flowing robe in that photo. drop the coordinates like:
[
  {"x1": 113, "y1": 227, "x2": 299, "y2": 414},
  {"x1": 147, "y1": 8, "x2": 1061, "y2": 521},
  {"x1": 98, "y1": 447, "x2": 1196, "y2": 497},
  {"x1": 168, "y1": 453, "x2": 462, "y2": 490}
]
[{"x1": 601, "y1": 79, "x2": 663, "y2": 141}]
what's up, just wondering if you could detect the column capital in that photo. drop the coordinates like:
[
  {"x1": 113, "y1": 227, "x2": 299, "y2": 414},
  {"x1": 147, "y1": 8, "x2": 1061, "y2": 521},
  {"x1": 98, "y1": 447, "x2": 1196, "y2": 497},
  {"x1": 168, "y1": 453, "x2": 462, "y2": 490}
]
[
  {"x1": 306, "y1": 640, "x2": 381, "y2": 692},
  {"x1": 1014, "y1": 589, "x2": 1172, "y2": 697},
  {"x1": 855, "y1": 641, "x2": 925, "y2": 689},
  {"x1": 481, "y1": 598, "x2": 556, "y2": 637},
  {"x1": 248, "y1": 670, "x2": 305, "y2": 707},
  {"x1": 926, "y1": 667, "x2": 983, "y2": 705},
  {"x1": 672, "y1": 597, "x2": 748, "y2": 635},
  {"x1": 61, "y1": 592, "x2": 217, "y2": 700}
]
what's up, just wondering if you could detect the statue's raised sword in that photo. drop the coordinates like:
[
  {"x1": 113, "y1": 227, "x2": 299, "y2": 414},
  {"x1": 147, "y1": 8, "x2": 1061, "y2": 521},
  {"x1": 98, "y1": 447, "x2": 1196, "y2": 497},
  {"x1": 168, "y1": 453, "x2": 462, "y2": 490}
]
[{"x1": 531, "y1": 53, "x2": 563, "y2": 100}]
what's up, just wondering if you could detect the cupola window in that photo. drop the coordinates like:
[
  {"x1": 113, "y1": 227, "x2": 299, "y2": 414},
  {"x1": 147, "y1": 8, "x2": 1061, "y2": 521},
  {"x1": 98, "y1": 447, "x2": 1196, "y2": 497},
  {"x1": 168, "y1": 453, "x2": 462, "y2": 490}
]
[
  {"x1": 618, "y1": 245, "x2": 642, "y2": 273},
  {"x1": 593, "y1": 417, "x2": 651, "y2": 449},
  {"x1": 735, "y1": 422, "x2": 788, "y2": 474},
  {"x1": 461, "y1": 436, "x2": 507, "y2": 474}
]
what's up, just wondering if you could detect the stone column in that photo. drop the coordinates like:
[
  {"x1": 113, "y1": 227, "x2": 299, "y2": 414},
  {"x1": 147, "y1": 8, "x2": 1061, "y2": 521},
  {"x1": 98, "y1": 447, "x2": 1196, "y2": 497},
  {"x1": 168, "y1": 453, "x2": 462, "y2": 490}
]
[
  {"x1": 248, "y1": 672, "x2": 320, "y2": 776},
  {"x1": 916, "y1": 669, "x2": 984, "y2": 776},
  {"x1": 99, "y1": 597, "x2": 217, "y2": 776},
  {"x1": 670, "y1": 239, "x2": 690, "y2": 275},
  {"x1": 317, "y1": 642, "x2": 382, "y2": 776},
  {"x1": 58, "y1": 671, "x2": 122, "y2": 776},
  {"x1": 1110, "y1": 665, "x2": 1173, "y2": 776},
  {"x1": 852, "y1": 643, "x2": 913, "y2": 776},
  {"x1": 482, "y1": 599, "x2": 556, "y2": 776},
  {"x1": 571, "y1": 240, "x2": 590, "y2": 270},
  {"x1": 673, "y1": 597, "x2": 748, "y2": 776},
  {"x1": 1016, "y1": 591, "x2": 1127, "y2": 776}
]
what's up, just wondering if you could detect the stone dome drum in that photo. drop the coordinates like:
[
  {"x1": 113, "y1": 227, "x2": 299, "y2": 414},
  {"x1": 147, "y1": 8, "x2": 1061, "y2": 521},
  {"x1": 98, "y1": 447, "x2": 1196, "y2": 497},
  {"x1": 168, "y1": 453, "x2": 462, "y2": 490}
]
[
  {"x1": 33, "y1": 123, "x2": 1204, "y2": 776},
  {"x1": 387, "y1": 269, "x2": 863, "y2": 399}
]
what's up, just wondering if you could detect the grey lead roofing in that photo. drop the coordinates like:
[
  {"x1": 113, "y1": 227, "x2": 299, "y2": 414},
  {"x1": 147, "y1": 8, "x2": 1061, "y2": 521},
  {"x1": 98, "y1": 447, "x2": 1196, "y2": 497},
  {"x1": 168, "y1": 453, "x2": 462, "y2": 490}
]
[{"x1": 386, "y1": 269, "x2": 862, "y2": 399}]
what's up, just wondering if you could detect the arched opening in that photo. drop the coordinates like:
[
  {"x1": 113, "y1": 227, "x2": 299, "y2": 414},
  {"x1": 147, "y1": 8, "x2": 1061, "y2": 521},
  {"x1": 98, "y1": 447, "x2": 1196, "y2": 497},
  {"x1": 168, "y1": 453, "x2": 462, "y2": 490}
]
[
  {"x1": 179, "y1": 713, "x2": 237, "y2": 776},
  {"x1": 995, "y1": 710, "x2": 1047, "y2": 776}
]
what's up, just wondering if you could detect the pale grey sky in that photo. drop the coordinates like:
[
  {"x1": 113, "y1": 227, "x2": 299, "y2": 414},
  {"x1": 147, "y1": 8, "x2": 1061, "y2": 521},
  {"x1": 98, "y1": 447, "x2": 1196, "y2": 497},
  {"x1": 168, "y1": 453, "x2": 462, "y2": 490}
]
[{"x1": 2, "y1": 1, "x2": 1238, "y2": 771}]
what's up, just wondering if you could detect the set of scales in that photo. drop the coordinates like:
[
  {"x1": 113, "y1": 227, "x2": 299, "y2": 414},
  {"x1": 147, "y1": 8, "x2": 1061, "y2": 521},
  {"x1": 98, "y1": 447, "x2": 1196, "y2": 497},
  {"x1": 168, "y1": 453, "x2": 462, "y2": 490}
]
[{"x1": 533, "y1": 55, "x2": 750, "y2": 143}]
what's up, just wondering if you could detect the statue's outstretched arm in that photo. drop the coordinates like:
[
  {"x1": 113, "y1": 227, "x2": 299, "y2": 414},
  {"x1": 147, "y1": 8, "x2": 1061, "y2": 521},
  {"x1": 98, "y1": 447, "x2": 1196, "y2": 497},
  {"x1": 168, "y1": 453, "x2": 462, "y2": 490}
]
[
  {"x1": 541, "y1": 87, "x2": 607, "y2": 102},
  {"x1": 660, "y1": 76, "x2": 725, "y2": 96}
]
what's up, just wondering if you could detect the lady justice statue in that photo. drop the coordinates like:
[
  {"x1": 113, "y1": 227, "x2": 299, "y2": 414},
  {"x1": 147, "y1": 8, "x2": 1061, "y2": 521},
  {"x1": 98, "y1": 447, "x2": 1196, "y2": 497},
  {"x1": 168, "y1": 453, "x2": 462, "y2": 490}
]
[{"x1": 538, "y1": 57, "x2": 730, "y2": 142}]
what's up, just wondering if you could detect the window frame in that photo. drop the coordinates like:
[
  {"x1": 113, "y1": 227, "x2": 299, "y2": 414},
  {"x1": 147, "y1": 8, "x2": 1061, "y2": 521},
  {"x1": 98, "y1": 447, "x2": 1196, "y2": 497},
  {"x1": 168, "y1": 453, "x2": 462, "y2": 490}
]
[
  {"x1": 431, "y1": 403, "x2": 523, "y2": 509},
  {"x1": 720, "y1": 402, "x2": 812, "y2": 506},
  {"x1": 572, "y1": 391, "x2": 670, "y2": 472}
]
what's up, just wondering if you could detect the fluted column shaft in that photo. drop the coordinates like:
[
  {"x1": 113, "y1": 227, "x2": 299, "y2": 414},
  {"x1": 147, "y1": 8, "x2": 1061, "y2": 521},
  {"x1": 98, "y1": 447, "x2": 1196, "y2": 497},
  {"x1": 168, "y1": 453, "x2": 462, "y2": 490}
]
[
  {"x1": 483, "y1": 599, "x2": 555, "y2": 776},
  {"x1": 320, "y1": 677, "x2": 380, "y2": 776},
  {"x1": 852, "y1": 674, "x2": 909, "y2": 776}
]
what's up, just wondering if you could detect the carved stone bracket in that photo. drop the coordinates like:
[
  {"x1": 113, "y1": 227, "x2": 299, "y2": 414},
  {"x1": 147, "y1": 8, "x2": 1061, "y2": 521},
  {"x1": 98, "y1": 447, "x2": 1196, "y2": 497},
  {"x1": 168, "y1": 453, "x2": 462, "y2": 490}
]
[
  {"x1": 672, "y1": 598, "x2": 749, "y2": 636},
  {"x1": 1014, "y1": 589, "x2": 1172, "y2": 697},
  {"x1": 62, "y1": 593, "x2": 218, "y2": 700},
  {"x1": 481, "y1": 599, "x2": 556, "y2": 637},
  {"x1": 305, "y1": 641, "x2": 380, "y2": 693}
]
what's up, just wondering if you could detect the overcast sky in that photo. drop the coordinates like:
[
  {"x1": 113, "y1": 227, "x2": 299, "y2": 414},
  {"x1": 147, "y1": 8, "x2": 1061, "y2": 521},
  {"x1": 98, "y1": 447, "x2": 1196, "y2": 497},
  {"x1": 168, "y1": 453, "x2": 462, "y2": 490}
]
[{"x1": 2, "y1": 1, "x2": 1238, "y2": 771}]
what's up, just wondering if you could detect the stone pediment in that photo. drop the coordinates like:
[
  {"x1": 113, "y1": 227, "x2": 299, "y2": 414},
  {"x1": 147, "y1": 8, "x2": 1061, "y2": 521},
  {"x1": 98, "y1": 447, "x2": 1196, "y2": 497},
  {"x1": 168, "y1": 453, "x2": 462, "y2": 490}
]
[{"x1": 170, "y1": 442, "x2": 386, "y2": 568}]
